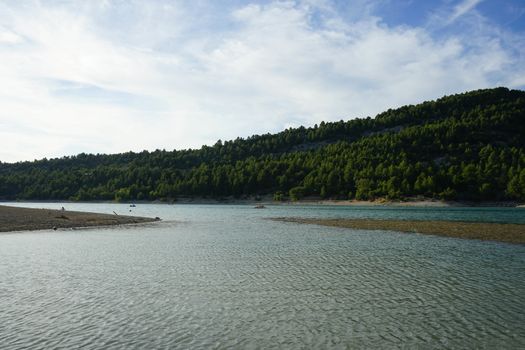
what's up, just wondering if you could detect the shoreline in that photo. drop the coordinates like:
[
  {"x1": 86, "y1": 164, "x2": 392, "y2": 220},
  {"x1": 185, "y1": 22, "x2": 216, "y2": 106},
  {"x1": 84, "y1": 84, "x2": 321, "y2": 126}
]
[
  {"x1": 273, "y1": 217, "x2": 525, "y2": 245},
  {"x1": 1, "y1": 197, "x2": 523, "y2": 207},
  {"x1": 0, "y1": 205, "x2": 160, "y2": 233}
]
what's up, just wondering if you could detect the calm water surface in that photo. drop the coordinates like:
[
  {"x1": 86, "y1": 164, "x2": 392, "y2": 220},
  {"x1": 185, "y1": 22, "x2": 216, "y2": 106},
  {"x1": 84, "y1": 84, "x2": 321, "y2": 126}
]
[{"x1": 1, "y1": 203, "x2": 524, "y2": 349}]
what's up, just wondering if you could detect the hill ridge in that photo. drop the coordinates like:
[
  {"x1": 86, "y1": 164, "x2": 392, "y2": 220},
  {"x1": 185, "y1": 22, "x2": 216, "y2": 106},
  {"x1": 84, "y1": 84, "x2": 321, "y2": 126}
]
[{"x1": 1, "y1": 87, "x2": 525, "y2": 202}]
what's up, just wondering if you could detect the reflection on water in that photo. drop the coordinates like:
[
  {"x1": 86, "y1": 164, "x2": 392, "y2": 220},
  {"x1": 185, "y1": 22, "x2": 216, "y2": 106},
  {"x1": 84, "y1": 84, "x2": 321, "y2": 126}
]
[{"x1": 1, "y1": 203, "x2": 524, "y2": 349}]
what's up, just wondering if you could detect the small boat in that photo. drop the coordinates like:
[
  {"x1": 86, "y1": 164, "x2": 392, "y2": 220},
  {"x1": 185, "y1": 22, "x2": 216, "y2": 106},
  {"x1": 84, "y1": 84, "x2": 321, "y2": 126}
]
[
  {"x1": 130, "y1": 204, "x2": 136, "y2": 207},
  {"x1": 254, "y1": 204, "x2": 266, "y2": 209}
]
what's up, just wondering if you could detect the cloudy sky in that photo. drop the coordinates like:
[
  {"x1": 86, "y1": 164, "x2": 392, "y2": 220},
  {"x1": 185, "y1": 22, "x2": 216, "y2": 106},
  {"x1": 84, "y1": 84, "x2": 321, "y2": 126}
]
[{"x1": 1, "y1": 0, "x2": 524, "y2": 162}]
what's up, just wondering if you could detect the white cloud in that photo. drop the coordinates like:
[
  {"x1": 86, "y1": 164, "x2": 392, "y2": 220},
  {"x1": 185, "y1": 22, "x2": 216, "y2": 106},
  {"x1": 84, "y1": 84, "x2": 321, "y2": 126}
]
[
  {"x1": 0, "y1": 28, "x2": 22, "y2": 44},
  {"x1": 0, "y1": 0, "x2": 523, "y2": 162},
  {"x1": 448, "y1": 0, "x2": 484, "y2": 24}
]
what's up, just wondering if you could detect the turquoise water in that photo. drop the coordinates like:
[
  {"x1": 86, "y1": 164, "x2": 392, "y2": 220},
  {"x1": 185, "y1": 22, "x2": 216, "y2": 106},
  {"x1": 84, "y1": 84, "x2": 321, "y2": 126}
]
[{"x1": 1, "y1": 203, "x2": 524, "y2": 349}]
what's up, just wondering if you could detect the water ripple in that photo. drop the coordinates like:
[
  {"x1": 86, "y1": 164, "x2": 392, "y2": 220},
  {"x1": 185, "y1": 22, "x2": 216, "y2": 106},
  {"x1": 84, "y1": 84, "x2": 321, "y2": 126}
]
[{"x1": 0, "y1": 204, "x2": 524, "y2": 349}]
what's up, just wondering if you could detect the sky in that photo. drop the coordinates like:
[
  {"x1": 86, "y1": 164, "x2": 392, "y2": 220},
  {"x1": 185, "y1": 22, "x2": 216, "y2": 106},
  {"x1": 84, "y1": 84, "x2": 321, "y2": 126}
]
[{"x1": 1, "y1": 0, "x2": 524, "y2": 162}]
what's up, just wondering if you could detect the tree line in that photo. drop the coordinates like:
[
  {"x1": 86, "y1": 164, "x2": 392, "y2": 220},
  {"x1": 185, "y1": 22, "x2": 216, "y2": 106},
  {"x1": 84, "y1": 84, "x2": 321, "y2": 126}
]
[{"x1": 1, "y1": 87, "x2": 524, "y2": 202}]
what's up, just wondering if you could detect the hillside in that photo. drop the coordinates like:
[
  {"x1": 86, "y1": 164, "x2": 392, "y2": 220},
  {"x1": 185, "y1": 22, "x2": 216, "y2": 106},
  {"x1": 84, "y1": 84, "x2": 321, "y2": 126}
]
[{"x1": 1, "y1": 87, "x2": 525, "y2": 202}]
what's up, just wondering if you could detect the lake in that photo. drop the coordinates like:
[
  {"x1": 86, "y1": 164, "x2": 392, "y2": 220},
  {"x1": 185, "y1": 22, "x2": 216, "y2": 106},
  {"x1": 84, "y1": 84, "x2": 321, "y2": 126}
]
[{"x1": 1, "y1": 203, "x2": 524, "y2": 349}]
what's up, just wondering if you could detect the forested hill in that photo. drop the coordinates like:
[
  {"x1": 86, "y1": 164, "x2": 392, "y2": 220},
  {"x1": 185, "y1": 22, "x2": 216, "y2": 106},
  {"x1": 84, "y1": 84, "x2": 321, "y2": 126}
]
[{"x1": 1, "y1": 87, "x2": 525, "y2": 202}]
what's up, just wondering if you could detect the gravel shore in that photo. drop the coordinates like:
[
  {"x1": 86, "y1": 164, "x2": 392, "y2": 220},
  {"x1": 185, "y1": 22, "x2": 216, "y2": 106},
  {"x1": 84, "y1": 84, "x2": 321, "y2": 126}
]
[
  {"x1": 274, "y1": 217, "x2": 525, "y2": 244},
  {"x1": 0, "y1": 205, "x2": 159, "y2": 233}
]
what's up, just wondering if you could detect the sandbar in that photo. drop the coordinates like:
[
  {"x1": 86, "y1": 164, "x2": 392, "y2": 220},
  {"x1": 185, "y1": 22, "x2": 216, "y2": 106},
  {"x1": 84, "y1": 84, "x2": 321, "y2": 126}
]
[
  {"x1": 274, "y1": 217, "x2": 525, "y2": 244},
  {"x1": 0, "y1": 205, "x2": 159, "y2": 233}
]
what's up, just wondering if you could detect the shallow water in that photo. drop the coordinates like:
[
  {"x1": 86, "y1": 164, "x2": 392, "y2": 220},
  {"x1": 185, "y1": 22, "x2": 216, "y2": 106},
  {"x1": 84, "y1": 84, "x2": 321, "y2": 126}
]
[{"x1": 1, "y1": 203, "x2": 524, "y2": 349}]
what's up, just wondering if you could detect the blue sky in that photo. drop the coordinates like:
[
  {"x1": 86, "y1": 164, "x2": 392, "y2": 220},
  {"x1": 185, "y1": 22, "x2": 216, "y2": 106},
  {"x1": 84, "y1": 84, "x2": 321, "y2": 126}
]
[{"x1": 0, "y1": 0, "x2": 524, "y2": 162}]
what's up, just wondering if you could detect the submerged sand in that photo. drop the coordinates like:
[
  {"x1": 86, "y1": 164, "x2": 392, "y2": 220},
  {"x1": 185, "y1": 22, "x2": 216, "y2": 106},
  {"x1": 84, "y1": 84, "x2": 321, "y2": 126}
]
[
  {"x1": 0, "y1": 205, "x2": 159, "y2": 233},
  {"x1": 274, "y1": 217, "x2": 525, "y2": 245}
]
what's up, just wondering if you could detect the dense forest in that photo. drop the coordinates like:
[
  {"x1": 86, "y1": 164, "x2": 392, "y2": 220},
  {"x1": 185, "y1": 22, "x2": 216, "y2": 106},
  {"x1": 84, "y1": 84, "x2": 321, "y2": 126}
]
[{"x1": 1, "y1": 87, "x2": 525, "y2": 202}]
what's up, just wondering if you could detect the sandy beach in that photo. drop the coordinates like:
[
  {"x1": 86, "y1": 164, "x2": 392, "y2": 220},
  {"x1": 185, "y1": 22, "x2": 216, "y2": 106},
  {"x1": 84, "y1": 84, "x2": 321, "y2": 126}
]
[
  {"x1": 274, "y1": 217, "x2": 525, "y2": 244},
  {"x1": 0, "y1": 205, "x2": 159, "y2": 233}
]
